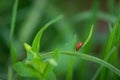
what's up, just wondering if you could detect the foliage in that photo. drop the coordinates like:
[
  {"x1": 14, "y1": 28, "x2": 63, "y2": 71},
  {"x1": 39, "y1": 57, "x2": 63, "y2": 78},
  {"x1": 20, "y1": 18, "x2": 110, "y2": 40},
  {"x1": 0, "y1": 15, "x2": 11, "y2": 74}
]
[{"x1": 0, "y1": 0, "x2": 120, "y2": 80}]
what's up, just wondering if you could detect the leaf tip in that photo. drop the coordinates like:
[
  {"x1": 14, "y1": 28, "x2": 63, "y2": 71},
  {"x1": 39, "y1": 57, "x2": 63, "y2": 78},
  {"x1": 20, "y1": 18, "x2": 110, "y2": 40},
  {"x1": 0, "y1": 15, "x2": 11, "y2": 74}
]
[{"x1": 24, "y1": 43, "x2": 32, "y2": 51}]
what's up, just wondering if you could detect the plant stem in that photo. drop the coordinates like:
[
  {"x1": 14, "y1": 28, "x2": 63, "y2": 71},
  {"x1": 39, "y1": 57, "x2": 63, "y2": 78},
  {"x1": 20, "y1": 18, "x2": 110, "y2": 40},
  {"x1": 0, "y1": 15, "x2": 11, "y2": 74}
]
[
  {"x1": 66, "y1": 57, "x2": 74, "y2": 80},
  {"x1": 42, "y1": 51, "x2": 120, "y2": 77},
  {"x1": 10, "y1": 0, "x2": 19, "y2": 40},
  {"x1": 61, "y1": 52, "x2": 120, "y2": 77},
  {"x1": 8, "y1": 66, "x2": 13, "y2": 80},
  {"x1": 9, "y1": 0, "x2": 19, "y2": 80}
]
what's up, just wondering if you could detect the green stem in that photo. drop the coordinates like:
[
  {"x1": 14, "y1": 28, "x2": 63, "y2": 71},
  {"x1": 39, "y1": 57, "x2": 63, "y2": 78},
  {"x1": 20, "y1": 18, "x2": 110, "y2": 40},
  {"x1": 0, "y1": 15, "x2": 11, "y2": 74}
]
[
  {"x1": 66, "y1": 57, "x2": 74, "y2": 80},
  {"x1": 10, "y1": 0, "x2": 19, "y2": 40},
  {"x1": 10, "y1": 0, "x2": 19, "y2": 64},
  {"x1": 61, "y1": 52, "x2": 120, "y2": 77},
  {"x1": 9, "y1": 0, "x2": 19, "y2": 80},
  {"x1": 42, "y1": 51, "x2": 120, "y2": 77},
  {"x1": 8, "y1": 66, "x2": 13, "y2": 80}
]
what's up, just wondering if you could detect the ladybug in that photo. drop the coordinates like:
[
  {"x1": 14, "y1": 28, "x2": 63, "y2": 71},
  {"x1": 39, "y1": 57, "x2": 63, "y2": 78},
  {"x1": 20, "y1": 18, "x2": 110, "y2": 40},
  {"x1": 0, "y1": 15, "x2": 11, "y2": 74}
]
[{"x1": 76, "y1": 42, "x2": 83, "y2": 51}]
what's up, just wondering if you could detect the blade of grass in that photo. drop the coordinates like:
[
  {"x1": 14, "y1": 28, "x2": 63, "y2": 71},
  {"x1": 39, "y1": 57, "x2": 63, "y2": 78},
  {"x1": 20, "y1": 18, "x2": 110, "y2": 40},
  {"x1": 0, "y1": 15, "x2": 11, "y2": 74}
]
[
  {"x1": 66, "y1": 35, "x2": 76, "y2": 80},
  {"x1": 91, "y1": 46, "x2": 117, "y2": 80},
  {"x1": 82, "y1": 25, "x2": 94, "y2": 48},
  {"x1": 10, "y1": 0, "x2": 19, "y2": 64},
  {"x1": 10, "y1": 0, "x2": 18, "y2": 40},
  {"x1": 92, "y1": 17, "x2": 119, "y2": 80},
  {"x1": 18, "y1": 0, "x2": 47, "y2": 43},
  {"x1": 9, "y1": 0, "x2": 19, "y2": 80},
  {"x1": 66, "y1": 57, "x2": 74, "y2": 80},
  {"x1": 73, "y1": 11, "x2": 116, "y2": 23},
  {"x1": 32, "y1": 15, "x2": 63, "y2": 53},
  {"x1": 99, "y1": 16, "x2": 120, "y2": 79},
  {"x1": 108, "y1": 23, "x2": 113, "y2": 33},
  {"x1": 8, "y1": 66, "x2": 13, "y2": 80}
]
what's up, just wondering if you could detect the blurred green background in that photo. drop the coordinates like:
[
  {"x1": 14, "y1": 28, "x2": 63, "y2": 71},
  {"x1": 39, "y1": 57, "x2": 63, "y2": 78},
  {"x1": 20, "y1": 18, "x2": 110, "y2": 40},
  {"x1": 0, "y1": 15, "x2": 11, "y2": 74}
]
[{"x1": 0, "y1": 0, "x2": 120, "y2": 80}]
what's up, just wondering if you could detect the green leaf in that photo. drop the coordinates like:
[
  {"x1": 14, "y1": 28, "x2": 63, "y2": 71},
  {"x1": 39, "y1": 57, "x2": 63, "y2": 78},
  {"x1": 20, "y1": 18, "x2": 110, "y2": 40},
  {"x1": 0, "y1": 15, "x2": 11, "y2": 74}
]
[
  {"x1": 92, "y1": 47, "x2": 117, "y2": 80},
  {"x1": 24, "y1": 43, "x2": 47, "y2": 75},
  {"x1": 14, "y1": 62, "x2": 42, "y2": 78},
  {"x1": 32, "y1": 15, "x2": 63, "y2": 53},
  {"x1": 66, "y1": 35, "x2": 76, "y2": 80},
  {"x1": 24, "y1": 43, "x2": 39, "y2": 63},
  {"x1": 9, "y1": 0, "x2": 19, "y2": 80},
  {"x1": 66, "y1": 57, "x2": 74, "y2": 80},
  {"x1": 18, "y1": 0, "x2": 47, "y2": 42},
  {"x1": 82, "y1": 25, "x2": 94, "y2": 48},
  {"x1": 30, "y1": 58, "x2": 47, "y2": 74},
  {"x1": 24, "y1": 43, "x2": 32, "y2": 52},
  {"x1": 10, "y1": 0, "x2": 19, "y2": 39},
  {"x1": 10, "y1": 0, "x2": 19, "y2": 64},
  {"x1": 105, "y1": 17, "x2": 120, "y2": 55},
  {"x1": 10, "y1": 42, "x2": 17, "y2": 64},
  {"x1": 52, "y1": 48, "x2": 59, "y2": 61},
  {"x1": 93, "y1": 17, "x2": 120, "y2": 79}
]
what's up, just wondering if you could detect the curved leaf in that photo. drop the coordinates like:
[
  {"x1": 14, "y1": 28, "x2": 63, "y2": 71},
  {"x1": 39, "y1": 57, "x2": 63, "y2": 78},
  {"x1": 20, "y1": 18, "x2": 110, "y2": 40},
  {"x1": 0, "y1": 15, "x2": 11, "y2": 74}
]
[
  {"x1": 82, "y1": 25, "x2": 94, "y2": 48},
  {"x1": 32, "y1": 15, "x2": 63, "y2": 53}
]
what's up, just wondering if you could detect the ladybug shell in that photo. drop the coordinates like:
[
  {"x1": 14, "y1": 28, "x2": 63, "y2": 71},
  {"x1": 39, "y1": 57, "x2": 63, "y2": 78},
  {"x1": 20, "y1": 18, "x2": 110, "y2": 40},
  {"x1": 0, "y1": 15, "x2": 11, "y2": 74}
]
[{"x1": 76, "y1": 42, "x2": 83, "y2": 51}]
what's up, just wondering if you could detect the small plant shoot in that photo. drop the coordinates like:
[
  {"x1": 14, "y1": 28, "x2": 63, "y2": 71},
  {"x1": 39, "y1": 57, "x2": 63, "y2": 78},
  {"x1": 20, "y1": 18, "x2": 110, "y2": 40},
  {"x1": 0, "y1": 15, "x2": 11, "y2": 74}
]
[
  {"x1": 14, "y1": 18, "x2": 120, "y2": 79},
  {"x1": 2, "y1": 0, "x2": 120, "y2": 80}
]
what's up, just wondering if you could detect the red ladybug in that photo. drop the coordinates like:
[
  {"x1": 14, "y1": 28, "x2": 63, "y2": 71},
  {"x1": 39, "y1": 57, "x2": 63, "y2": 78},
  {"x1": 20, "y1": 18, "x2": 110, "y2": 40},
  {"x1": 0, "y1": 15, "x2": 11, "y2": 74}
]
[{"x1": 76, "y1": 42, "x2": 83, "y2": 51}]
